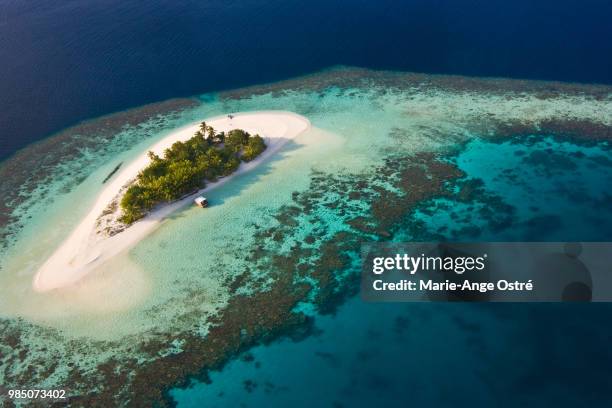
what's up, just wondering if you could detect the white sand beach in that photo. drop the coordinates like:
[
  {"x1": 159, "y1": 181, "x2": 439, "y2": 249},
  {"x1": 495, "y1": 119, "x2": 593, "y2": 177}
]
[{"x1": 33, "y1": 111, "x2": 311, "y2": 292}]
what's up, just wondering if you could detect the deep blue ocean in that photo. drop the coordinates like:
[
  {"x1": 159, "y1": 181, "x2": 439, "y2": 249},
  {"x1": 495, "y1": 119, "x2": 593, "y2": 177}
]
[{"x1": 1, "y1": 0, "x2": 612, "y2": 160}]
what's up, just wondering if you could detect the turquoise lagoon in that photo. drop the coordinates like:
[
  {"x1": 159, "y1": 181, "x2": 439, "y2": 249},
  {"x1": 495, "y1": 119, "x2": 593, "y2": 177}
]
[
  {"x1": 0, "y1": 70, "x2": 611, "y2": 404},
  {"x1": 171, "y1": 135, "x2": 612, "y2": 407}
]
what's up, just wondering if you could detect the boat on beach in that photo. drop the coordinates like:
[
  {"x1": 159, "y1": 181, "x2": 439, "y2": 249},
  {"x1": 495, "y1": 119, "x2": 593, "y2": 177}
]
[{"x1": 194, "y1": 196, "x2": 209, "y2": 208}]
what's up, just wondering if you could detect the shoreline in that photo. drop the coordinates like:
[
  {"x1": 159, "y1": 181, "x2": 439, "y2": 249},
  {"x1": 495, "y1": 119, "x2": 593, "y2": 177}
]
[{"x1": 33, "y1": 111, "x2": 311, "y2": 292}]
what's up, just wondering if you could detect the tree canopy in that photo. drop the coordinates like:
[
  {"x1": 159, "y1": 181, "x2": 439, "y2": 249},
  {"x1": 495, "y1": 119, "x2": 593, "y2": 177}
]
[{"x1": 119, "y1": 124, "x2": 266, "y2": 224}]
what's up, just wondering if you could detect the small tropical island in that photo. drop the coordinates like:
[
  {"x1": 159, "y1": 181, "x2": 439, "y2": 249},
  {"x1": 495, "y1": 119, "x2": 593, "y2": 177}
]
[
  {"x1": 32, "y1": 111, "x2": 311, "y2": 292},
  {"x1": 120, "y1": 123, "x2": 266, "y2": 224}
]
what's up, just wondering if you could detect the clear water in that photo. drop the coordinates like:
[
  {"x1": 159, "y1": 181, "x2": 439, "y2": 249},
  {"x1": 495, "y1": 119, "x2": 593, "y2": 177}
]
[
  {"x1": 413, "y1": 136, "x2": 612, "y2": 242},
  {"x1": 171, "y1": 135, "x2": 612, "y2": 408},
  {"x1": 3, "y1": 0, "x2": 612, "y2": 159},
  {"x1": 171, "y1": 297, "x2": 612, "y2": 407},
  {"x1": 1, "y1": 71, "x2": 611, "y2": 404}
]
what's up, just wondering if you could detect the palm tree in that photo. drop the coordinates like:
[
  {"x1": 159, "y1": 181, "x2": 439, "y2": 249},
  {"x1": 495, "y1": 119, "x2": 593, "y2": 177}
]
[{"x1": 206, "y1": 125, "x2": 216, "y2": 142}]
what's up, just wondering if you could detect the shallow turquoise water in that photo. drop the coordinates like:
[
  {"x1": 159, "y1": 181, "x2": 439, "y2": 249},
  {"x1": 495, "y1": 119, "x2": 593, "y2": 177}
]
[
  {"x1": 413, "y1": 136, "x2": 612, "y2": 242},
  {"x1": 171, "y1": 300, "x2": 612, "y2": 407},
  {"x1": 170, "y1": 134, "x2": 612, "y2": 407},
  {"x1": 1, "y1": 71, "x2": 611, "y2": 403},
  {"x1": 0, "y1": 85, "x2": 456, "y2": 335},
  {"x1": 171, "y1": 298, "x2": 504, "y2": 407}
]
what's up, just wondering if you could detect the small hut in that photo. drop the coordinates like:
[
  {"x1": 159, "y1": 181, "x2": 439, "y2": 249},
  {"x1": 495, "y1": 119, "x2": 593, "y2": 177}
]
[{"x1": 194, "y1": 196, "x2": 209, "y2": 208}]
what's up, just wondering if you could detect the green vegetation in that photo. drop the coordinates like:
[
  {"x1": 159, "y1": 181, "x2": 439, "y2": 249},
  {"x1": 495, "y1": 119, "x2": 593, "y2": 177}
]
[
  {"x1": 119, "y1": 122, "x2": 266, "y2": 224},
  {"x1": 242, "y1": 135, "x2": 267, "y2": 161}
]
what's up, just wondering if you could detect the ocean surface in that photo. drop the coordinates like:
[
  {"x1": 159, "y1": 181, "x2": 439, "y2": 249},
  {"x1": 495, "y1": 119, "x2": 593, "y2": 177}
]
[
  {"x1": 170, "y1": 134, "x2": 612, "y2": 408},
  {"x1": 2, "y1": 0, "x2": 612, "y2": 161},
  {"x1": 2, "y1": 1, "x2": 612, "y2": 407},
  {"x1": 0, "y1": 72, "x2": 610, "y2": 405}
]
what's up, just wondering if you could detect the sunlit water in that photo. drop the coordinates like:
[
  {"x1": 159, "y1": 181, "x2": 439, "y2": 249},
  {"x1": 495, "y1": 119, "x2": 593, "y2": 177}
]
[
  {"x1": 171, "y1": 135, "x2": 612, "y2": 408},
  {"x1": 0, "y1": 71, "x2": 611, "y2": 403}
]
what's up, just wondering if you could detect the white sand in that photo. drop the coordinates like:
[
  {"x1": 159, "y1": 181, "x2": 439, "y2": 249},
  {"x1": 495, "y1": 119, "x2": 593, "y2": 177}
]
[{"x1": 33, "y1": 111, "x2": 311, "y2": 292}]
